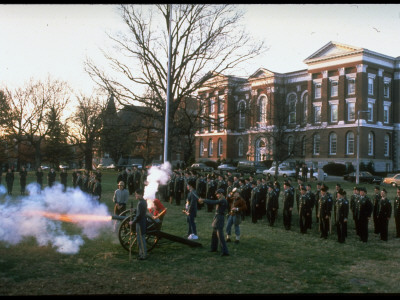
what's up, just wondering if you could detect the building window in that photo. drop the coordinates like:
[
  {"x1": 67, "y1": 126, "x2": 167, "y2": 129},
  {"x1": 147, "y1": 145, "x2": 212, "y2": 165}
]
[
  {"x1": 384, "y1": 82, "x2": 390, "y2": 98},
  {"x1": 200, "y1": 118, "x2": 205, "y2": 133},
  {"x1": 302, "y1": 93, "x2": 308, "y2": 123},
  {"x1": 348, "y1": 102, "x2": 355, "y2": 121},
  {"x1": 209, "y1": 117, "x2": 214, "y2": 132},
  {"x1": 218, "y1": 116, "x2": 224, "y2": 132},
  {"x1": 199, "y1": 139, "x2": 204, "y2": 157},
  {"x1": 314, "y1": 106, "x2": 321, "y2": 123},
  {"x1": 330, "y1": 103, "x2": 338, "y2": 123},
  {"x1": 255, "y1": 138, "x2": 266, "y2": 162},
  {"x1": 218, "y1": 138, "x2": 223, "y2": 157},
  {"x1": 210, "y1": 99, "x2": 215, "y2": 113},
  {"x1": 288, "y1": 94, "x2": 296, "y2": 124},
  {"x1": 384, "y1": 134, "x2": 390, "y2": 156},
  {"x1": 384, "y1": 105, "x2": 389, "y2": 124},
  {"x1": 201, "y1": 99, "x2": 206, "y2": 115},
  {"x1": 238, "y1": 138, "x2": 244, "y2": 156},
  {"x1": 368, "y1": 77, "x2": 374, "y2": 95},
  {"x1": 329, "y1": 133, "x2": 337, "y2": 155},
  {"x1": 314, "y1": 83, "x2": 321, "y2": 99},
  {"x1": 346, "y1": 132, "x2": 354, "y2": 155},
  {"x1": 367, "y1": 103, "x2": 373, "y2": 121},
  {"x1": 348, "y1": 78, "x2": 355, "y2": 95},
  {"x1": 258, "y1": 96, "x2": 267, "y2": 124},
  {"x1": 208, "y1": 139, "x2": 213, "y2": 156},
  {"x1": 313, "y1": 134, "x2": 320, "y2": 155},
  {"x1": 238, "y1": 101, "x2": 246, "y2": 129},
  {"x1": 218, "y1": 96, "x2": 224, "y2": 113},
  {"x1": 368, "y1": 132, "x2": 374, "y2": 155},
  {"x1": 330, "y1": 80, "x2": 338, "y2": 97},
  {"x1": 288, "y1": 136, "x2": 294, "y2": 155}
]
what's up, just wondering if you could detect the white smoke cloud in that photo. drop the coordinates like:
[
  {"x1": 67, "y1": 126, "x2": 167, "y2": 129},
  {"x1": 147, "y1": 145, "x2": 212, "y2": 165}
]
[
  {"x1": 143, "y1": 161, "x2": 172, "y2": 209},
  {"x1": 0, "y1": 182, "x2": 112, "y2": 254}
]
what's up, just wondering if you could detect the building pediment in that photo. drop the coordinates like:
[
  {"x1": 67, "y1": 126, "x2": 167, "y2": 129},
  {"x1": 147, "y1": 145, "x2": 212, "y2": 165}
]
[
  {"x1": 304, "y1": 41, "x2": 363, "y2": 64},
  {"x1": 248, "y1": 68, "x2": 276, "y2": 79}
]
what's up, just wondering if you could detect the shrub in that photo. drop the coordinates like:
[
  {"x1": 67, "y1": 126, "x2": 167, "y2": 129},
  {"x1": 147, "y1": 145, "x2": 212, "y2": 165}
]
[{"x1": 323, "y1": 162, "x2": 347, "y2": 176}]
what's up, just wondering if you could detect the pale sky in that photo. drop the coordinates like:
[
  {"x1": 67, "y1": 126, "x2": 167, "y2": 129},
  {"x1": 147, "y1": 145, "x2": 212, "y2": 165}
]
[{"x1": 1, "y1": 4, "x2": 400, "y2": 95}]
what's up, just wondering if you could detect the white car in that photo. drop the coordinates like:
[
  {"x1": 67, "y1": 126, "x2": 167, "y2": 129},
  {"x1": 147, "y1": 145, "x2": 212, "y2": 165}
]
[
  {"x1": 107, "y1": 164, "x2": 116, "y2": 169},
  {"x1": 310, "y1": 170, "x2": 328, "y2": 180},
  {"x1": 217, "y1": 164, "x2": 237, "y2": 172},
  {"x1": 263, "y1": 166, "x2": 296, "y2": 178}
]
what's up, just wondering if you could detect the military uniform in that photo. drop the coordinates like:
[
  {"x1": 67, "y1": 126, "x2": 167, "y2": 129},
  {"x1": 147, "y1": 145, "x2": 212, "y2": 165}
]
[
  {"x1": 250, "y1": 183, "x2": 260, "y2": 223},
  {"x1": 335, "y1": 193, "x2": 349, "y2": 243},
  {"x1": 318, "y1": 190, "x2": 332, "y2": 239},
  {"x1": 283, "y1": 183, "x2": 294, "y2": 230},
  {"x1": 266, "y1": 186, "x2": 279, "y2": 226},
  {"x1": 355, "y1": 189, "x2": 373, "y2": 242},
  {"x1": 394, "y1": 190, "x2": 400, "y2": 238},
  {"x1": 377, "y1": 195, "x2": 392, "y2": 241},
  {"x1": 299, "y1": 188, "x2": 312, "y2": 234}
]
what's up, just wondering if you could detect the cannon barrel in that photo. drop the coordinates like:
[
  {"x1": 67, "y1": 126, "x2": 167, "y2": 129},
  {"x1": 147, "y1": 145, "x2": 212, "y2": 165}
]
[{"x1": 111, "y1": 215, "x2": 128, "y2": 221}]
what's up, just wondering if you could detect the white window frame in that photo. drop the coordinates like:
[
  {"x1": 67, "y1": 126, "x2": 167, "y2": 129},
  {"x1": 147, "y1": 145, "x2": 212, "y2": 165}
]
[
  {"x1": 346, "y1": 132, "x2": 354, "y2": 155},
  {"x1": 208, "y1": 139, "x2": 213, "y2": 156},
  {"x1": 288, "y1": 94, "x2": 297, "y2": 124},
  {"x1": 218, "y1": 116, "x2": 224, "y2": 132},
  {"x1": 367, "y1": 102, "x2": 373, "y2": 122},
  {"x1": 368, "y1": 76, "x2": 374, "y2": 95},
  {"x1": 238, "y1": 101, "x2": 246, "y2": 129},
  {"x1": 347, "y1": 101, "x2": 355, "y2": 121},
  {"x1": 330, "y1": 80, "x2": 338, "y2": 97},
  {"x1": 368, "y1": 132, "x2": 374, "y2": 155},
  {"x1": 384, "y1": 82, "x2": 390, "y2": 98},
  {"x1": 258, "y1": 96, "x2": 267, "y2": 124},
  {"x1": 330, "y1": 102, "x2": 338, "y2": 123},
  {"x1": 384, "y1": 134, "x2": 389, "y2": 157},
  {"x1": 383, "y1": 103, "x2": 390, "y2": 124},
  {"x1": 313, "y1": 104, "x2": 321, "y2": 124},
  {"x1": 329, "y1": 133, "x2": 337, "y2": 155},
  {"x1": 347, "y1": 77, "x2": 356, "y2": 95},
  {"x1": 314, "y1": 83, "x2": 321, "y2": 99},
  {"x1": 218, "y1": 138, "x2": 223, "y2": 157},
  {"x1": 313, "y1": 134, "x2": 320, "y2": 155}
]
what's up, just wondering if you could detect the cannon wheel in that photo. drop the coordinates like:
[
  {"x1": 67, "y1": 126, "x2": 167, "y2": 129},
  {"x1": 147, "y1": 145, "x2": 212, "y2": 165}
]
[{"x1": 117, "y1": 214, "x2": 160, "y2": 253}]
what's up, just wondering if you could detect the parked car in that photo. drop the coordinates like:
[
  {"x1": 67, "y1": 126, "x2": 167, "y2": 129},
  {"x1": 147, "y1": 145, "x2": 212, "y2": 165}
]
[
  {"x1": 237, "y1": 161, "x2": 270, "y2": 174},
  {"x1": 263, "y1": 166, "x2": 296, "y2": 178},
  {"x1": 131, "y1": 163, "x2": 143, "y2": 169},
  {"x1": 107, "y1": 164, "x2": 116, "y2": 169},
  {"x1": 40, "y1": 165, "x2": 50, "y2": 170},
  {"x1": 382, "y1": 173, "x2": 400, "y2": 187},
  {"x1": 217, "y1": 164, "x2": 237, "y2": 172},
  {"x1": 189, "y1": 163, "x2": 213, "y2": 172},
  {"x1": 343, "y1": 171, "x2": 382, "y2": 184},
  {"x1": 59, "y1": 165, "x2": 69, "y2": 169}
]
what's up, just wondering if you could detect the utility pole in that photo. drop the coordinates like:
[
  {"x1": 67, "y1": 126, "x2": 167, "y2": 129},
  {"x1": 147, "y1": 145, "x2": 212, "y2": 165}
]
[{"x1": 163, "y1": 4, "x2": 172, "y2": 164}]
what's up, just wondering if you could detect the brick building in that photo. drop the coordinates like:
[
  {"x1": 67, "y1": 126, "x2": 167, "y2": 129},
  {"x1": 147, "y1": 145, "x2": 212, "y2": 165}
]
[{"x1": 194, "y1": 41, "x2": 400, "y2": 172}]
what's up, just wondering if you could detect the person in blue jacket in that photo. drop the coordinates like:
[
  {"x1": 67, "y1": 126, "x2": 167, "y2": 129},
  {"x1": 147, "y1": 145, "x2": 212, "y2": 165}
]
[
  {"x1": 199, "y1": 188, "x2": 229, "y2": 256},
  {"x1": 130, "y1": 188, "x2": 148, "y2": 260}
]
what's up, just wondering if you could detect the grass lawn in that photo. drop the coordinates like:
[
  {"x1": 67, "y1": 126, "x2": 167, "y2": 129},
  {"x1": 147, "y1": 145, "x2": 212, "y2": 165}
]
[{"x1": 0, "y1": 170, "x2": 399, "y2": 295}]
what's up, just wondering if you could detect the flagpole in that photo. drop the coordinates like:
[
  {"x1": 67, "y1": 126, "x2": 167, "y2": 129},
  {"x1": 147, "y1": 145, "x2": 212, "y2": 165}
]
[{"x1": 164, "y1": 4, "x2": 172, "y2": 164}]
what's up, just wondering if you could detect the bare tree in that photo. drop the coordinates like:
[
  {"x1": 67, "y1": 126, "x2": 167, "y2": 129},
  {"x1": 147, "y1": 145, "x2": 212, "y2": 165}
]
[
  {"x1": 85, "y1": 4, "x2": 267, "y2": 162},
  {"x1": 2, "y1": 77, "x2": 71, "y2": 169},
  {"x1": 70, "y1": 93, "x2": 107, "y2": 171}
]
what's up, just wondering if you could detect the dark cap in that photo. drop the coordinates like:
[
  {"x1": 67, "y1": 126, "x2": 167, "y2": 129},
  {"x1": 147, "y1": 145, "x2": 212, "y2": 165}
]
[
  {"x1": 216, "y1": 188, "x2": 225, "y2": 195},
  {"x1": 317, "y1": 182, "x2": 322, "y2": 186},
  {"x1": 321, "y1": 186, "x2": 328, "y2": 192},
  {"x1": 337, "y1": 188, "x2": 346, "y2": 196},
  {"x1": 381, "y1": 188, "x2": 387, "y2": 193},
  {"x1": 135, "y1": 188, "x2": 144, "y2": 195}
]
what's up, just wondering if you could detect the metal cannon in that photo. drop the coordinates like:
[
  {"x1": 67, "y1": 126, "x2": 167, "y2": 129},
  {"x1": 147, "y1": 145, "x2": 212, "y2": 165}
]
[{"x1": 112, "y1": 208, "x2": 202, "y2": 253}]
